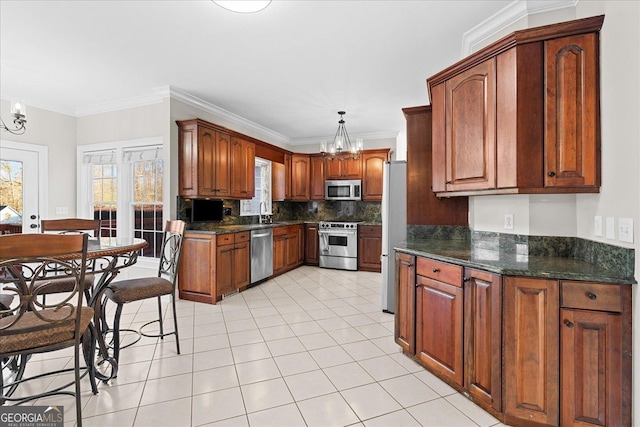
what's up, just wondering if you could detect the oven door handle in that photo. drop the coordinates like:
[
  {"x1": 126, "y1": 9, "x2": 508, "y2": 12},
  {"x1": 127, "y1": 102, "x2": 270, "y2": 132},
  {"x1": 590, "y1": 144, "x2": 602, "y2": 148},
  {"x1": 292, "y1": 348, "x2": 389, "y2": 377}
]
[{"x1": 319, "y1": 233, "x2": 329, "y2": 252}]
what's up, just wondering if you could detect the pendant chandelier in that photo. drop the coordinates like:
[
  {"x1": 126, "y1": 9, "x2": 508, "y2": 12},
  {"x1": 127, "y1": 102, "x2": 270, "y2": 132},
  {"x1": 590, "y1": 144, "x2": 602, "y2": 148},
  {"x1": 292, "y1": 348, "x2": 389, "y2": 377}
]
[{"x1": 321, "y1": 111, "x2": 363, "y2": 161}]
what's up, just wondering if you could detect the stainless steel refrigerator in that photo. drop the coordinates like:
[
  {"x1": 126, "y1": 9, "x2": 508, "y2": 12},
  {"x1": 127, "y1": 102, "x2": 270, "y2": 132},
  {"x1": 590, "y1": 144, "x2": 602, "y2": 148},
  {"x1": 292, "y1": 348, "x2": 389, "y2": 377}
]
[{"x1": 381, "y1": 160, "x2": 406, "y2": 313}]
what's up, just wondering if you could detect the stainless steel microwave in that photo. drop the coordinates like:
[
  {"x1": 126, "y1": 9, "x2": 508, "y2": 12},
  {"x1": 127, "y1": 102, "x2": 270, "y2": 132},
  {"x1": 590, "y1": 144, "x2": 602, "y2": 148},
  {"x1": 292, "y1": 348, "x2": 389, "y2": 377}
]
[{"x1": 325, "y1": 179, "x2": 362, "y2": 201}]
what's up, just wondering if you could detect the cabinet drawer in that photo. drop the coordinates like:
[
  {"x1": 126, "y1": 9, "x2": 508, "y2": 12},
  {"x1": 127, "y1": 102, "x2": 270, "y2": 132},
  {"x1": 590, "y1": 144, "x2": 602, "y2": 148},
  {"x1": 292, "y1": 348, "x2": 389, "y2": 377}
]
[
  {"x1": 416, "y1": 257, "x2": 463, "y2": 287},
  {"x1": 359, "y1": 225, "x2": 381, "y2": 235},
  {"x1": 561, "y1": 281, "x2": 622, "y2": 313},
  {"x1": 217, "y1": 234, "x2": 234, "y2": 246},
  {"x1": 235, "y1": 231, "x2": 250, "y2": 243},
  {"x1": 273, "y1": 225, "x2": 289, "y2": 237}
]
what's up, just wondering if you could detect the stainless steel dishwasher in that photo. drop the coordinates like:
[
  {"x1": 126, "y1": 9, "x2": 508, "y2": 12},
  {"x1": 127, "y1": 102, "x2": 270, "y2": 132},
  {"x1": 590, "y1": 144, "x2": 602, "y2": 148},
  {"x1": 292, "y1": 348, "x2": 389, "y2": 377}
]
[{"x1": 250, "y1": 228, "x2": 273, "y2": 284}]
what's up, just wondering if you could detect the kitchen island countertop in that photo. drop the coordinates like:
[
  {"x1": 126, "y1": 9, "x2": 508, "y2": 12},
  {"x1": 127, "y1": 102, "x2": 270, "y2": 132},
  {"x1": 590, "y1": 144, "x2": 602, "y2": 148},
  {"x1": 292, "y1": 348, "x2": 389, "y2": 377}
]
[{"x1": 396, "y1": 238, "x2": 636, "y2": 285}]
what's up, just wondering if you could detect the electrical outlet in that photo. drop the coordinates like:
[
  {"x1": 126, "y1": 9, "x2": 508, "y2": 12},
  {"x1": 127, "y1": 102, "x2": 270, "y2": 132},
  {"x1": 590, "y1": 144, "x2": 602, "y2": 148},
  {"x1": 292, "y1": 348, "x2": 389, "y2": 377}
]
[
  {"x1": 605, "y1": 217, "x2": 615, "y2": 240},
  {"x1": 504, "y1": 214, "x2": 514, "y2": 230},
  {"x1": 594, "y1": 215, "x2": 602, "y2": 237},
  {"x1": 619, "y1": 218, "x2": 634, "y2": 243}
]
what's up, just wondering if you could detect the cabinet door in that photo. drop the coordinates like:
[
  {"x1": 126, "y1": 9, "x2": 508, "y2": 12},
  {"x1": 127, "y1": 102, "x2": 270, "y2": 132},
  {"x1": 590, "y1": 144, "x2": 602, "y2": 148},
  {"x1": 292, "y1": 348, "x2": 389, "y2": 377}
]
[
  {"x1": 444, "y1": 59, "x2": 496, "y2": 192},
  {"x1": 394, "y1": 252, "x2": 415, "y2": 354},
  {"x1": 305, "y1": 224, "x2": 319, "y2": 265},
  {"x1": 177, "y1": 233, "x2": 216, "y2": 304},
  {"x1": 273, "y1": 233, "x2": 287, "y2": 274},
  {"x1": 297, "y1": 226, "x2": 304, "y2": 264},
  {"x1": 358, "y1": 226, "x2": 382, "y2": 272},
  {"x1": 178, "y1": 122, "x2": 198, "y2": 197},
  {"x1": 291, "y1": 155, "x2": 310, "y2": 201},
  {"x1": 272, "y1": 161, "x2": 286, "y2": 202},
  {"x1": 362, "y1": 152, "x2": 386, "y2": 201},
  {"x1": 233, "y1": 241, "x2": 250, "y2": 290},
  {"x1": 214, "y1": 132, "x2": 231, "y2": 197},
  {"x1": 197, "y1": 127, "x2": 219, "y2": 196},
  {"x1": 545, "y1": 33, "x2": 599, "y2": 188},
  {"x1": 284, "y1": 154, "x2": 292, "y2": 200},
  {"x1": 216, "y1": 243, "x2": 235, "y2": 297},
  {"x1": 342, "y1": 157, "x2": 361, "y2": 179},
  {"x1": 416, "y1": 275, "x2": 463, "y2": 387},
  {"x1": 309, "y1": 155, "x2": 325, "y2": 200},
  {"x1": 324, "y1": 159, "x2": 342, "y2": 180},
  {"x1": 286, "y1": 230, "x2": 298, "y2": 268},
  {"x1": 561, "y1": 309, "x2": 623, "y2": 427},
  {"x1": 231, "y1": 137, "x2": 255, "y2": 198},
  {"x1": 504, "y1": 277, "x2": 559, "y2": 427},
  {"x1": 464, "y1": 269, "x2": 502, "y2": 412}
]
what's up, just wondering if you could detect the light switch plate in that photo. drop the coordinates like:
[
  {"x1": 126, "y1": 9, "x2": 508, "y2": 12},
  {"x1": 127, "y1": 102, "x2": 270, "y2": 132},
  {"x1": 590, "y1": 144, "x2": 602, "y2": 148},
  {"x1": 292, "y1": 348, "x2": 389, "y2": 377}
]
[
  {"x1": 605, "y1": 217, "x2": 615, "y2": 240},
  {"x1": 619, "y1": 218, "x2": 634, "y2": 243},
  {"x1": 594, "y1": 215, "x2": 602, "y2": 237},
  {"x1": 55, "y1": 207, "x2": 69, "y2": 215}
]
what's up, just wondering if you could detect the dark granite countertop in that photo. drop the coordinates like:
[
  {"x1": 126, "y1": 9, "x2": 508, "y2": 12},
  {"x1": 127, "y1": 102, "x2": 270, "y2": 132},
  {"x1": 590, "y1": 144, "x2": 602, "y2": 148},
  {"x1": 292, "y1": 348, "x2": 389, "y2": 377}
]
[
  {"x1": 186, "y1": 220, "x2": 308, "y2": 235},
  {"x1": 396, "y1": 239, "x2": 636, "y2": 285}
]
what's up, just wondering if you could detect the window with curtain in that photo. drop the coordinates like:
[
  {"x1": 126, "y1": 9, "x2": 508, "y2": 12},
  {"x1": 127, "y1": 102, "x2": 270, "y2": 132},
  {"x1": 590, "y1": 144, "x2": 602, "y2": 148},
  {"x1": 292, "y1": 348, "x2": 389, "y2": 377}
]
[{"x1": 79, "y1": 140, "x2": 164, "y2": 259}]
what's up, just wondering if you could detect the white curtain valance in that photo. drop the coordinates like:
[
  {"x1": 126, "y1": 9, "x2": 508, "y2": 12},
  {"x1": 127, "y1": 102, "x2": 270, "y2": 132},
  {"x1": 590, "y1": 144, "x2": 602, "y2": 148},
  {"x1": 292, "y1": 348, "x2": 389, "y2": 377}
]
[
  {"x1": 122, "y1": 146, "x2": 162, "y2": 162},
  {"x1": 82, "y1": 150, "x2": 116, "y2": 165}
]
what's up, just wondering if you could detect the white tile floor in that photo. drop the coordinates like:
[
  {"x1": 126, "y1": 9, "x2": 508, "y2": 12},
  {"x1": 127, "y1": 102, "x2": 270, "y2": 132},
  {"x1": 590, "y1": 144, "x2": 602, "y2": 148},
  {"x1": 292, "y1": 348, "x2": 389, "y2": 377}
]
[{"x1": 12, "y1": 266, "x2": 511, "y2": 427}]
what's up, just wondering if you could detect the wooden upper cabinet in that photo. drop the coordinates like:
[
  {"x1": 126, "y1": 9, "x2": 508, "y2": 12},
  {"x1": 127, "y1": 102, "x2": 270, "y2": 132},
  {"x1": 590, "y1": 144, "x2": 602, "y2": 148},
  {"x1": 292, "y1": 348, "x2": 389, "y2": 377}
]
[
  {"x1": 428, "y1": 15, "x2": 603, "y2": 197},
  {"x1": 290, "y1": 154, "x2": 310, "y2": 201},
  {"x1": 545, "y1": 33, "x2": 599, "y2": 188},
  {"x1": 177, "y1": 119, "x2": 240, "y2": 199},
  {"x1": 361, "y1": 150, "x2": 389, "y2": 201},
  {"x1": 272, "y1": 161, "x2": 286, "y2": 202},
  {"x1": 309, "y1": 154, "x2": 325, "y2": 201},
  {"x1": 444, "y1": 59, "x2": 496, "y2": 192},
  {"x1": 176, "y1": 119, "x2": 255, "y2": 199},
  {"x1": 284, "y1": 154, "x2": 292, "y2": 200},
  {"x1": 231, "y1": 136, "x2": 255, "y2": 199},
  {"x1": 325, "y1": 157, "x2": 361, "y2": 179}
]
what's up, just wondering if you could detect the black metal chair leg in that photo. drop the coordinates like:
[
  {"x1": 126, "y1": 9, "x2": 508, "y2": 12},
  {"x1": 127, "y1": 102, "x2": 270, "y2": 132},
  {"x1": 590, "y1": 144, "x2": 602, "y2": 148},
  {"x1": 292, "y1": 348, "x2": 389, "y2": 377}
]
[
  {"x1": 156, "y1": 296, "x2": 164, "y2": 339},
  {"x1": 112, "y1": 303, "x2": 124, "y2": 365},
  {"x1": 171, "y1": 295, "x2": 180, "y2": 355}
]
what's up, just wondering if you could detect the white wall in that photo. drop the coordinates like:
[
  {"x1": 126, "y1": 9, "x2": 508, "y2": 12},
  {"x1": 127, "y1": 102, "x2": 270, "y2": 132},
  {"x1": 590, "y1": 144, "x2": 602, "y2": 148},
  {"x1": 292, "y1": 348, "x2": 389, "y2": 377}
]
[{"x1": 1, "y1": 99, "x2": 77, "y2": 219}]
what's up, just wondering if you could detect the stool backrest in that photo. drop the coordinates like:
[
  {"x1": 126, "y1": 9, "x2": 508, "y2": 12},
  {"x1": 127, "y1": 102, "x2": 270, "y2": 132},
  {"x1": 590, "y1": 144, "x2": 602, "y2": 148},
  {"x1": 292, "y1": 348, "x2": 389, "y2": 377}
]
[
  {"x1": 158, "y1": 220, "x2": 186, "y2": 284},
  {"x1": 41, "y1": 218, "x2": 101, "y2": 238}
]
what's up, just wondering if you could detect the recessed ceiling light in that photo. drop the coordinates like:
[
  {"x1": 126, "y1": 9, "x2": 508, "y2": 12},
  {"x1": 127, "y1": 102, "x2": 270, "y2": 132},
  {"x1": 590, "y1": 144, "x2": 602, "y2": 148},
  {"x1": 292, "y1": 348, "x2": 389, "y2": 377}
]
[{"x1": 212, "y1": 1, "x2": 271, "y2": 13}]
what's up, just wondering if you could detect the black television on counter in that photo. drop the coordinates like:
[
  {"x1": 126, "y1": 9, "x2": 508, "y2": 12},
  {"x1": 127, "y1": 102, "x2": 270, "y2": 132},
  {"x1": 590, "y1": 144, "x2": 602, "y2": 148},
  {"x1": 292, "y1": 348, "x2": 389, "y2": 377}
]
[{"x1": 190, "y1": 199, "x2": 224, "y2": 222}]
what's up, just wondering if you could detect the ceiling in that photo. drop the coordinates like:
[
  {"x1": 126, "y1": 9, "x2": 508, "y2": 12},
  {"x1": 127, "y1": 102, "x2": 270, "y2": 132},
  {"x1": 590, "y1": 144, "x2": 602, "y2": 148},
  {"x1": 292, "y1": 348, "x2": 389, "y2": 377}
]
[{"x1": 1, "y1": 0, "x2": 534, "y2": 145}]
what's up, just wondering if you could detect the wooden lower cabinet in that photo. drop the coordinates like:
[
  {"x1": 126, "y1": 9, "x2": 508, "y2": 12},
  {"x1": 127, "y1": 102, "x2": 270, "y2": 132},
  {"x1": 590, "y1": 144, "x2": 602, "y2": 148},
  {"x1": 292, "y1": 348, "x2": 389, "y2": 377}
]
[
  {"x1": 178, "y1": 231, "x2": 249, "y2": 304},
  {"x1": 504, "y1": 277, "x2": 560, "y2": 427},
  {"x1": 273, "y1": 225, "x2": 303, "y2": 275},
  {"x1": 416, "y1": 274, "x2": 464, "y2": 387},
  {"x1": 464, "y1": 269, "x2": 502, "y2": 413},
  {"x1": 559, "y1": 281, "x2": 631, "y2": 427},
  {"x1": 394, "y1": 252, "x2": 415, "y2": 354},
  {"x1": 395, "y1": 253, "x2": 632, "y2": 427},
  {"x1": 358, "y1": 225, "x2": 382, "y2": 272},
  {"x1": 305, "y1": 223, "x2": 319, "y2": 265},
  {"x1": 178, "y1": 233, "x2": 217, "y2": 304}
]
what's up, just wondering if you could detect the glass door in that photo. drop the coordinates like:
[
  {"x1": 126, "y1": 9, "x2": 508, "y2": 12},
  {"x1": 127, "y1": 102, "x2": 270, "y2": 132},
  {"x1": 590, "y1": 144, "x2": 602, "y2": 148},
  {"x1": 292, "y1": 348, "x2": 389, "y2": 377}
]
[{"x1": 0, "y1": 146, "x2": 40, "y2": 234}]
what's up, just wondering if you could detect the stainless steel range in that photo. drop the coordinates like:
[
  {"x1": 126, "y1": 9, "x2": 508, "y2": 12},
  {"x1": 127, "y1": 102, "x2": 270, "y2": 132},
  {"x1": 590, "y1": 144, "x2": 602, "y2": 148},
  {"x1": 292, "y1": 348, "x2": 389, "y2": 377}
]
[{"x1": 318, "y1": 221, "x2": 360, "y2": 271}]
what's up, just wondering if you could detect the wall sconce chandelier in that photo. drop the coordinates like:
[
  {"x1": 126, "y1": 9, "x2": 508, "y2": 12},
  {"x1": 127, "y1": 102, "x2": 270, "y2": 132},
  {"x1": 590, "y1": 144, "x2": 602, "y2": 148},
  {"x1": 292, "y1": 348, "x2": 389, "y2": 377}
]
[
  {"x1": 321, "y1": 111, "x2": 363, "y2": 161},
  {"x1": 1, "y1": 99, "x2": 27, "y2": 135}
]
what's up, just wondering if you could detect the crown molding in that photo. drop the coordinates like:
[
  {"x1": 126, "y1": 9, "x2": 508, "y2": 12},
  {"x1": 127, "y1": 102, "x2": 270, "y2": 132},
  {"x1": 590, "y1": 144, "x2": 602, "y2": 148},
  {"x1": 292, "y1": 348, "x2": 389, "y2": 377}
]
[
  {"x1": 75, "y1": 92, "x2": 164, "y2": 117},
  {"x1": 159, "y1": 86, "x2": 291, "y2": 146},
  {"x1": 461, "y1": 0, "x2": 579, "y2": 56},
  {"x1": 290, "y1": 130, "x2": 399, "y2": 146}
]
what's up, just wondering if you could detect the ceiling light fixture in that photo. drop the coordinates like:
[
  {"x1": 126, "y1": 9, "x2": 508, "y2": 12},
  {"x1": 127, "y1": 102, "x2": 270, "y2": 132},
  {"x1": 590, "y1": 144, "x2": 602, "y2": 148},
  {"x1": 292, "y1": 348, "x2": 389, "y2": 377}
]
[
  {"x1": 321, "y1": 111, "x2": 363, "y2": 161},
  {"x1": 1, "y1": 99, "x2": 27, "y2": 135},
  {"x1": 212, "y1": 1, "x2": 271, "y2": 13}
]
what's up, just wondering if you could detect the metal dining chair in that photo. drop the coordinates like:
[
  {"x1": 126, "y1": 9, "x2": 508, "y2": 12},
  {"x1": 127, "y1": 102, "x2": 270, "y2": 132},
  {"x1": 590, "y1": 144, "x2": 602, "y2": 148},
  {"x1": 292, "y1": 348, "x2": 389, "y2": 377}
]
[
  {"x1": 104, "y1": 220, "x2": 186, "y2": 363},
  {"x1": 40, "y1": 218, "x2": 101, "y2": 302},
  {"x1": 0, "y1": 233, "x2": 99, "y2": 427}
]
